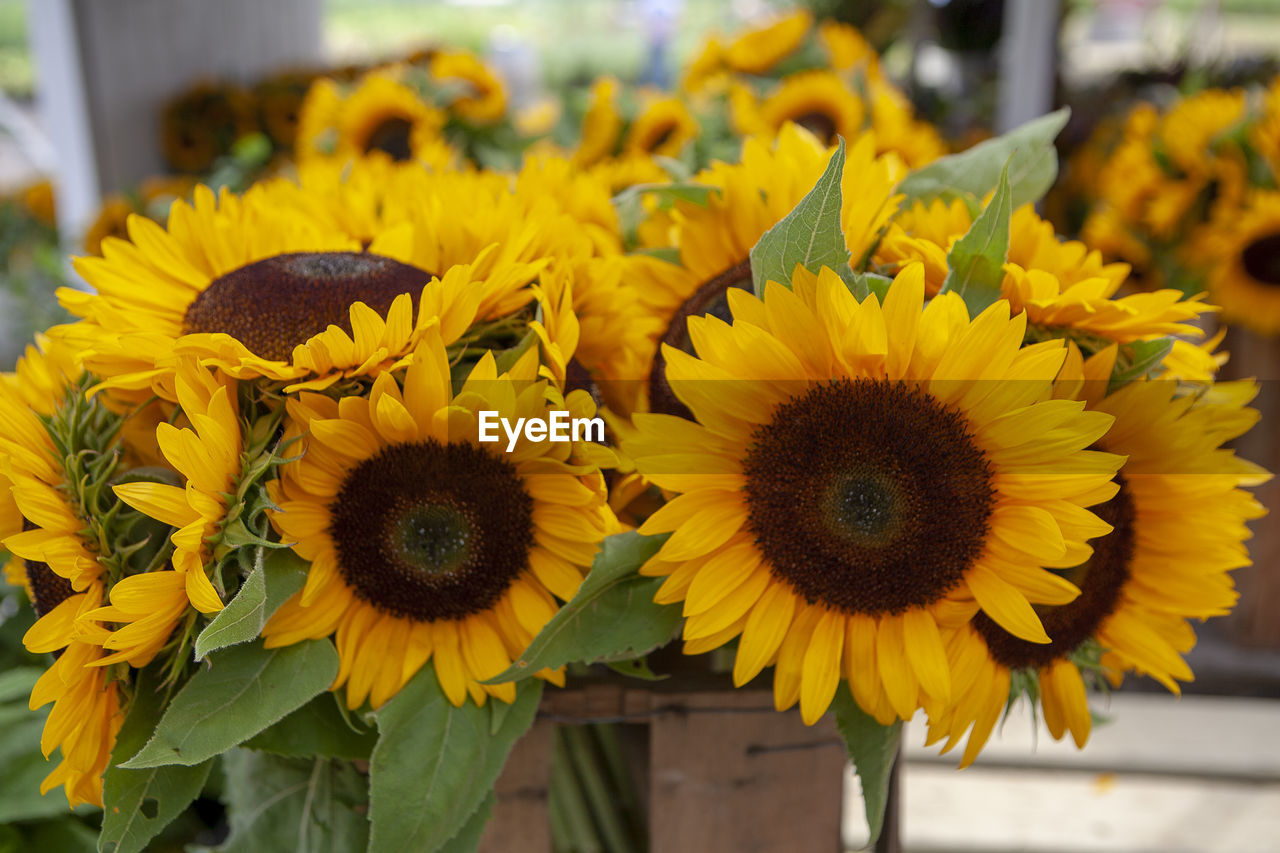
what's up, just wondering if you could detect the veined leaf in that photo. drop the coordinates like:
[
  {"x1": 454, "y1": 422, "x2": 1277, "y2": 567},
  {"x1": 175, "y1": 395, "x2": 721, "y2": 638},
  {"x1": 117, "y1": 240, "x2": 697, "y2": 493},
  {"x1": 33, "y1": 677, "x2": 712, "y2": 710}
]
[
  {"x1": 121, "y1": 639, "x2": 339, "y2": 769},
  {"x1": 368, "y1": 669, "x2": 541, "y2": 853},
  {"x1": 897, "y1": 108, "x2": 1069, "y2": 209},
  {"x1": 1109, "y1": 337, "x2": 1175, "y2": 393},
  {"x1": 242, "y1": 692, "x2": 378, "y2": 761},
  {"x1": 831, "y1": 685, "x2": 901, "y2": 846},
  {"x1": 941, "y1": 161, "x2": 1013, "y2": 316},
  {"x1": 749, "y1": 139, "x2": 850, "y2": 296},
  {"x1": 193, "y1": 548, "x2": 308, "y2": 661},
  {"x1": 487, "y1": 531, "x2": 679, "y2": 683}
]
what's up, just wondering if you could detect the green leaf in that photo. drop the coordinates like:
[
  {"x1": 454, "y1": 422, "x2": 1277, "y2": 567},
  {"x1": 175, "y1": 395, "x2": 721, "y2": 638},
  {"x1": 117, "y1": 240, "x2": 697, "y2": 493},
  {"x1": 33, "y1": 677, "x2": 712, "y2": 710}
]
[
  {"x1": 437, "y1": 792, "x2": 495, "y2": 853},
  {"x1": 121, "y1": 639, "x2": 339, "y2": 769},
  {"x1": 749, "y1": 139, "x2": 850, "y2": 296},
  {"x1": 605, "y1": 657, "x2": 668, "y2": 681},
  {"x1": 0, "y1": 707, "x2": 71, "y2": 824},
  {"x1": 0, "y1": 666, "x2": 40, "y2": 703},
  {"x1": 101, "y1": 670, "x2": 215, "y2": 853},
  {"x1": 849, "y1": 271, "x2": 894, "y2": 303},
  {"x1": 194, "y1": 548, "x2": 308, "y2": 661},
  {"x1": 1108, "y1": 337, "x2": 1174, "y2": 393},
  {"x1": 494, "y1": 329, "x2": 539, "y2": 376},
  {"x1": 25, "y1": 819, "x2": 99, "y2": 853},
  {"x1": 632, "y1": 246, "x2": 681, "y2": 265},
  {"x1": 487, "y1": 531, "x2": 680, "y2": 683},
  {"x1": 613, "y1": 182, "x2": 714, "y2": 243},
  {"x1": 243, "y1": 693, "x2": 378, "y2": 761},
  {"x1": 368, "y1": 669, "x2": 542, "y2": 853},
  {"x1": 897, "y1": 108, "x2": 1069, "y2": 210},
  {"x1": 941, "y1": 162, "x2": 1013, "y2": 317},
  {"x1": 831, "y1": 685, "x2": 901, "y2": 846},
  {"x1": 207, "y1": 749, "x2": 369, "y2": 853}
]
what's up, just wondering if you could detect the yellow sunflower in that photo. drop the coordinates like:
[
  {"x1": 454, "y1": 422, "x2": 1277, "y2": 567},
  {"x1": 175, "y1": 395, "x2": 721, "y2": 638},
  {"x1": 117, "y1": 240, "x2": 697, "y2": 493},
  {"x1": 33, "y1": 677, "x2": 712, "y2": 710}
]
[
  {"x1": 625, "y1": 94, "x2": 699, "y2": 158},
  {"x1": 59, "y1": 183, "x2": 489, "y2": 398},
  {"x1": 927, "y1": 346, "x2": 1268, "y2": 765},
  {"x1": 1202, "y1": 190, "x2": 1280, "y2": 336},
  {"x1": 430, "y1": 50, "x2": 508, "y2": 125},
  {"x1": 681, "y1": 37, "x2": 728, "y2": 97},
  {"x1": 84, "y1": 196, "x2": 136, "y2": 257},
  {"x1": 625, "y1": 124, "x2": 904, "y2": 416},
  {"x1": 295, "y1": 69, "x2": 452, "y2": 169},
  {"x1": 263, "y1": 332, "x2": 614, "y2": 709},
  {"x1": 865, "y1": 84, "x2": 947, "y2": 168},
  {"x1": 573, "y1": 77, "x2": 624, "y2": 167},
  {"x1": 732, "y1": 72, "x2": 865, "y2": 147},
  {"x1": 818, "y1": 20, "x2": 881, "y2": 78},
  {"x1": 723, "y1": 9, "x2": 813, "y2": 74},
  {"x1": 0, "y1": 339, "x2": 122, "y2": 809},
  {"x1": 626, "y1": 264, "x2": 1123, "y2": 726}
]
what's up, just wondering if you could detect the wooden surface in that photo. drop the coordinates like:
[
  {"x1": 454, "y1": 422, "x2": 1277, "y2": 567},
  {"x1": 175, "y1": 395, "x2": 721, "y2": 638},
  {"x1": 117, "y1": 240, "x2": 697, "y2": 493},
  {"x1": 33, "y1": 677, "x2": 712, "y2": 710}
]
[{"x1": 482, "y1": 681, "x2": 848, "y2": 853}]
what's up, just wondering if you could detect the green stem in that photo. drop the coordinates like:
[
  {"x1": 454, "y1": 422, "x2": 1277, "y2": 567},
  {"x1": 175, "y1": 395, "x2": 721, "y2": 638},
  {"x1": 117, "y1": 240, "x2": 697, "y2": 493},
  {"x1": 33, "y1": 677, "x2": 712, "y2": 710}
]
[
  {"x1": 564, "y1": 725, "x2": 634, "y2": 853},
  {"x1": 590, "y1": 724, "x2": 645, "y2": 845},
  {"x1": 549, "y1": 728, "x2": 601, "y2": 853}
]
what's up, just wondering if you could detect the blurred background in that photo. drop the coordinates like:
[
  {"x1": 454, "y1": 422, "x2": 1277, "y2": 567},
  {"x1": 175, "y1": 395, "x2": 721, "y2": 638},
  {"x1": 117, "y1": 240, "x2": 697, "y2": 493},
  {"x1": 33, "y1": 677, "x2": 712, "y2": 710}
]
[{"x1": 2, "y1": 1, "x2": 1280, "y2": 851}]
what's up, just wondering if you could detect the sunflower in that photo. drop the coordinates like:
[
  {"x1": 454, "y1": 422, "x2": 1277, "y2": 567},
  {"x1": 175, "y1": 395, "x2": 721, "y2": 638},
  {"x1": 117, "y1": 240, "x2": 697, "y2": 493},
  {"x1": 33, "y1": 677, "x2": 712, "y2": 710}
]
[
  {"x1": 818, "y1": 20, "x2": 881, "y2": 78},
  {"x1": 295, "y1": 70, "x2": 452, "y2": 169},
  {"x1": 926, "y1": 346, "x2": 1268, "y2": 765},
  {"x1": 1202, "y1": 190, "x2": 1280, "y2": 336},
  {"x1": 625, "y1": 125, "x2": 904, "y2": 416},
  {"x1": 625, "y1": 94, "x2": 699, "y2": 158},
  {"x1": 161, "y1": 81, "x2": 256, "y2": 174},
  {"x1": 19, "y1": 179, "x2": 56, "y2": 228},
  {"x1": 0, "y1": 339, "x2": 122, "y2": 808},
  {"x1": 430, "y1": 50, "x2": 507, "y2": 125},
  {"x1": 262, "y1": 332, "x2": 614, "y2": 709},
  {"x1": 573, "y1": 77, "x2": 624, "y2": 167},
  {"x1": 1157, "y1": 89, "x2": 1246, "y2": 179},
  {"x1": 732, "y1": 72, "x2": 864, "y2": 147},
  {"x1": 254, "y1": 69, "x2": 319, "y2": 149},
  {"x1": 58, "y1": 183, "x2": 493, "y2": 398},
  {"x1": 865, "y1": 85, "x2": 946, "y2": 168},
  {"x1": 84, "y1": 196, "x2": 136, "y2": 257},
  {"x1": 723, "y1": 9, "x2": 812, "y2": 75},
  {"x1": 626, "y1": 264, "x2": 1123, "y2": 726},
  {"x1": 681, "y1": 37, "x2": 728, "y2": 97},
  {"x1": 874, "y1": 200, "x2": 1211, "y2": 344}
]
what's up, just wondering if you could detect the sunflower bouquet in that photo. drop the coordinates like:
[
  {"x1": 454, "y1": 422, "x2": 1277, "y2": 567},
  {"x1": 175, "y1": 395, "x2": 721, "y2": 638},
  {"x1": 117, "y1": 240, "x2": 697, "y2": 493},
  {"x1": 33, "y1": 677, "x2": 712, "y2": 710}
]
[
  {"x1": 1079, "y1": 76, "x2": 1280, "y2": 336},
  {"x1": 0, "y1": 50, "x2": 1270, "y2": 853}
]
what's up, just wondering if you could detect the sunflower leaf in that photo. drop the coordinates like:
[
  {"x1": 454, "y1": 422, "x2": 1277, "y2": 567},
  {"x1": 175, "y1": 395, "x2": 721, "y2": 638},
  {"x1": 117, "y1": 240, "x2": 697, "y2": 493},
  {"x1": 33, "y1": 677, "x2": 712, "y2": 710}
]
[
  {"x1": 896, "y1": 107, "x2": 1069, "y2": 209},
  {"x1": 1108, "y1": 337, "x2": 1174, "y2": 393},
  {"x1": 749, "y1": 138, "x2": 851, "y2": 296},
  {"x1": 193, "y1": 548, "x2": 308, "y2": 661},
  {"x1": 194, "y1": 750, "x2": 369, "y2": 853},
  {"x1": 485, "y1": 531, "x2": 680, "y2": 684},
  {"x1": 242, "y1": 692, "x2": 379, "y2": 761},
  {"x1": 831, "y1": 685, "x2": 901, "y2": 847},
  {"x1": 367, "y1": 668, "x2": 542, "y2": 853},
  {"x1": 120, "y1": 638, "x2": 339, "y2": 769},
  {"x1": 100, "y1": 668, "x2": 215, "y2": 853},
  {"x1": 613, "y1": 182, "x2": 714, "y2": 246},
  {"x1": 941, "y1": 161, "x2": 1012, "y2": 316}
]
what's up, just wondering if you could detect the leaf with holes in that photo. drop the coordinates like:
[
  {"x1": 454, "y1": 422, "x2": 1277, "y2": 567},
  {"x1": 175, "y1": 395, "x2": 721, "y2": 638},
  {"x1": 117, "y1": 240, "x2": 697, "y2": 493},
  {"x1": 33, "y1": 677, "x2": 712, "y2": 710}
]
[
  {"x1": 121, "y1": 639, "x2": 339, "y2": 769},
  {"x1": 368, "y1": 668, "x2": 541, "y2": 853},
  {"x1": 941, "y1": 161, "x2": 1013, "y2": 317},
  {"x1": 832, "y1": 685, "x2": 901, "y2": 846},
  {"x1": 100, "y1": 670, "x2": 215, "y2": 853},
  {"x1": 749, "y1": 139, "x2": 850, "y2": 296},
  {"x1": 193, "y1": 548, "x2": 308, "y2": 661},
  {"x1": 487, "y1": 531, "x2": 679, "y2": 683},
  {"x1": 199, "y1": 749, "x2": 369, "y2": 853},
  {"x1": 897, "y1": 108, "x2": 1069, "y2": 209}
]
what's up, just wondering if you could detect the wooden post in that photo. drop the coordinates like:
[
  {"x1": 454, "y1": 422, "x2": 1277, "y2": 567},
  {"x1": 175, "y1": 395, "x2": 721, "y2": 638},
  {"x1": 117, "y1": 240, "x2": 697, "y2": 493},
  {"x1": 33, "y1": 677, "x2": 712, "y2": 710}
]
[{"x1": 478, "y1": 719, "x2": 555, "y2": 853}]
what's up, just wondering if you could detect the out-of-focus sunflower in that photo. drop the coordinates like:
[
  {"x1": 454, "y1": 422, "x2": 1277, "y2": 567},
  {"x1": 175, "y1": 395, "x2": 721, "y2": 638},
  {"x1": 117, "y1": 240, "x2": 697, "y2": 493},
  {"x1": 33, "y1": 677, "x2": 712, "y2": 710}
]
[
  {"x1": 723, "y1": 9, "x2": 813, "y2": 75},
  {"x1": 626, "y1": 265, "x2": 1123, "y2": 725},
  {"x1": 295, "y1": 70, "x2": 453, "y2": 169},
  {"x1": 1249, "y1": 76, "x2": 1280, "y2": 174},
  {"x1": 626, "y1": 125, "x2": 904, "y2": 416},
  {"x1": 19, "y1": 179, "x2": 56, "y2": 228},
  {"x1": 818, "y1": 20, "x2": 881, "y2": 78},
  {"x1": 1202, "y1": 190, "x2": 1280, "y2": 336},
  {"x1": 430, "y1": 50, "x2": 507, "y2": 125},
  {"x1": 0, "y1": 339, "x2": 122, "y2": 809},
  {"x1": 625, "y1": 94, "x2": 699, "y2": 158},
  {"x1": 93, "y1": 359, "x2": 244, "y2": 667},
  {"x1": 254, "y1": 70, "x2": 320, "y2": 149},
  {"x1": 161, "y1": 81, "x2": 257, "y2": 174},
  {"x1": 573, "y1": 77, "x2": 624, "y2": 167},
  {"x1": 865, "y1": 86, "x2": 946, "y2": 168},
  {"x1": 731, "y1": 72, "x2": 864, "y2": 147},
  {"x1": 927, "y1": 347, "x2": 1268, "y2": 765},
  {"x1": 1157, "y1": 89, "x2": 1246, "y2": 179},
  {"x1": 263, "y1": 333, "x2": 614, "y2": 709},
  {"x1": 60, "y1": 184, "x2": 486, "y2": 398},
  {"x1": 874, "y1": 200, "x2": 1211, "y2": 344},
  {"x1": 681, "y1": 37, "x2": 728, "y2": 97},
  {"x1": 84, "y1": 196, "x2": 136, "y2": 257}
]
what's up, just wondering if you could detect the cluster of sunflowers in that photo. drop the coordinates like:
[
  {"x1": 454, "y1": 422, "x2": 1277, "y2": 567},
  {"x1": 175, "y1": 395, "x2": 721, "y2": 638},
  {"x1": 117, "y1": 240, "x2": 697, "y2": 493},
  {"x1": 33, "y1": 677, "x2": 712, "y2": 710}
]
[
  {"x1": 1075, "y1": 75, "x2": 1280, "y2": 336},
  {"x1": 0, "y1": 11, "x2": 1270, "y2": 853}
]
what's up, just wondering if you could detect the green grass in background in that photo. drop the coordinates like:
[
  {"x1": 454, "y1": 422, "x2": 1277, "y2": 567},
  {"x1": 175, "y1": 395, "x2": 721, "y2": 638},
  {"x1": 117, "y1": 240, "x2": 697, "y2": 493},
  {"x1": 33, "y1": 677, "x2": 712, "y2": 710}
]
[{"x1": 0, "y1": 0, "x2": 31, "y2": 97}]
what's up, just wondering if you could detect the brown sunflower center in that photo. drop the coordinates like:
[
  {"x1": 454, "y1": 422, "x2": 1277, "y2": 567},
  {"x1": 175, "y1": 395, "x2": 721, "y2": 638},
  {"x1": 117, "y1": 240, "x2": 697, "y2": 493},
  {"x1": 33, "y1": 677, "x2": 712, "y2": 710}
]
[
  {"x1": 649, "y1": 258, "x2": 753, "y2": 418},
  {"x1": 644, "y1": 121, "x2": 679, "y2": 153},
  {"x1": 1241, "y1": 233, "x2": 1280, "y2": 287},
  {"x1": 327, "y1": 440, "x2": 534, "y2": 622},
  {"x1": 183, "y1": 251, "x2": 433, "y2": 362},
  {"x1": 794, "y1": 111, "x2": 838, "y2": 145},
  {"x1": 975, "y1": 477, "x2": 1136, "y2": 670},
  {"x1": 26, "y1": 559, "x2": 76, "y2": 619},
  {"x1": 743, "y1": 379, "x2": 995, "y2": 615},
  {"x1": 363, "y1": 116, "x2": 415, "y2": 161}
]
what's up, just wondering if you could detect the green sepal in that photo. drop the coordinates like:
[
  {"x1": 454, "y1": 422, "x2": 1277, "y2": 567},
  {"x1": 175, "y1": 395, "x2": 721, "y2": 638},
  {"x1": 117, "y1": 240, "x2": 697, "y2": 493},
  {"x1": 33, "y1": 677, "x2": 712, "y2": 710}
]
[
  {"x1": 193, "y1": 548, "x2": 308, "y2": 661},
  {"x1": 831, "y1": 685, "x2": 901, "y2": 847},
  {"x1": 940, "y1": 161, "x2": 1013, "y2": 316},
  {"x1": 1108, "y1": 338, "x2": 1174, "y2": 393}
]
